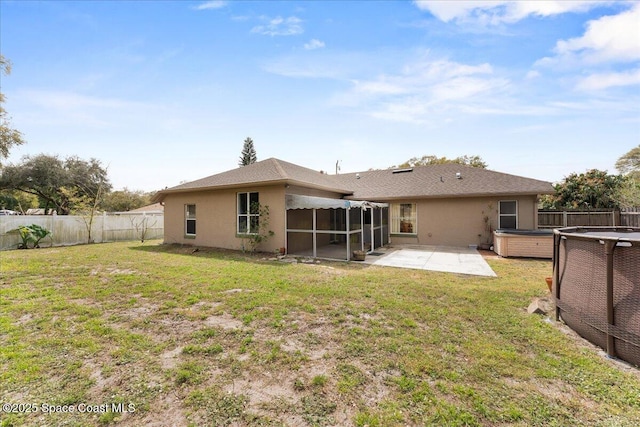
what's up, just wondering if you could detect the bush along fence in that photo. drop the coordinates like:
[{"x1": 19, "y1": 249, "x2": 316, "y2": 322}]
[
  {"x1": 0, "y1": 212, "x2": 163, "y2": 251},
  {"x1": 538, "y1": 208, "x2": 640, "y2": 229}
]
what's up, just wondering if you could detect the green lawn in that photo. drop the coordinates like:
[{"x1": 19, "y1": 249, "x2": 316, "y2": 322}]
[{"x1": 1, "y1": 241, "x2": 639, "y2": 426}]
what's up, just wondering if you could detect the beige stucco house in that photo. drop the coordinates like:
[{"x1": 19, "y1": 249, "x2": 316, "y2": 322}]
[{"x1": 153, "y1": 158, "x2": 554, "y2": 260}]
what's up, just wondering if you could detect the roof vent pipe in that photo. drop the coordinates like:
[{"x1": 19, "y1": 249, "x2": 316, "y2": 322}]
[{"x1": 456, "y1": 172, "x2": 462, "y2": 179}]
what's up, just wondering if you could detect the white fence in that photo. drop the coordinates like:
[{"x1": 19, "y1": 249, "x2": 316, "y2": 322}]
[{"x1": 0, "y1": 213, "x2": 163, "y2": 251}]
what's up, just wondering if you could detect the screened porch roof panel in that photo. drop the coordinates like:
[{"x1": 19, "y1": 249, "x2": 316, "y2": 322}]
[{"x1": 286, "y1": 194, "x2": 388, "y2": 210}]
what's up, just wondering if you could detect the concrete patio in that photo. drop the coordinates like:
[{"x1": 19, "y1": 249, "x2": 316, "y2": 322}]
[{"x1": 362, "y1": 245, "x2": 497, "y2": 277}]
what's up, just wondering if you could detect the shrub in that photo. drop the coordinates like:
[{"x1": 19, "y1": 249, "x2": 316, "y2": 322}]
[{"x1": 9, "y1": 224, "x2": 52, "y2": 249}]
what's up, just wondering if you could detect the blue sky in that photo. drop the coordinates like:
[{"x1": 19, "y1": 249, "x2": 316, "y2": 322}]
[{"x1": 1, "y1": 0, "x2": 639, "y2": 192}]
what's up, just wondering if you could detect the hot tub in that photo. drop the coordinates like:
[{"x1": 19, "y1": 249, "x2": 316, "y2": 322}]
[
  {"x1": 493, "y1": 229, "x2": 553, "y2": 258},
  {"x1": 553, "y1": 227, "x2": 640, "y2": 366}
]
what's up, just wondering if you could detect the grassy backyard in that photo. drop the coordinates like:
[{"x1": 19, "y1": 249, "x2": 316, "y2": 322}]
[{"x1": 1, "y1": 241, "x2": 639, "y2": 426}]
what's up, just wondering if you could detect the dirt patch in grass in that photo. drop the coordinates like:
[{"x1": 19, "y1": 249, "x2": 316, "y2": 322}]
[
  {"x1": 15, "y1": 313, "x2": 33, "y2": 325},
  {"x1": 301, "y1": 263, "x2": 349, "y2": 276},
  {"x1": 225, "y1": 377, "x2": 296, "y2": 406},
  {"x1": 123, "y1": 391, "x2": 189, "y2": 427},
  {"x1": 204, "y1": 314, "x2": 244, "y2": 330},
  {"x1": 221, "y1": 288, "x2": 252, "y2": 294},
  {"x1": 122, "y1": 303, "x2": 159, "y2": 319},
  {"x1": 160, "y1": 347, "x2": 183, "y2": 370}
]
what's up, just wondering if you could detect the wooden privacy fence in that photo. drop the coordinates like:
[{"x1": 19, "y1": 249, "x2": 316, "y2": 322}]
[
  {"x1": 621, "y1": 207, "x2": 640, "y2": 227},
  {"x1": 538, "y1": 209, "x2": 640, "y2": 229},
  {"x1": 0, "y1": 212, "x2": 163, "y2": 251}
]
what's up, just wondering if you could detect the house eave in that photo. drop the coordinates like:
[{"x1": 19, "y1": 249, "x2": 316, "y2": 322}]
[
  {"x1": 286, "y1": 179, "x2": 354, "y2": 196},
  {"x1": 153, "y1": 179, "x2": 353, "y2": 203},
  {"x1": 345, "y1": 190, "x2": 552, "y2": 202}
]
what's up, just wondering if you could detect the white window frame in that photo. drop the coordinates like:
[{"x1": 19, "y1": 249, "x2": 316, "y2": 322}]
[
  {"x1": 499, "y1": 200, "x2": 518, "y2": 229},
  {"x1": 185, "y1": 204, "x2": 196, "y2": 236},
  {"x1": 237, "y1": 192, "x2": 260, "y2": 234},
  {"x1": 391, "y1": 203, "x2": 417, "y2": 234}
]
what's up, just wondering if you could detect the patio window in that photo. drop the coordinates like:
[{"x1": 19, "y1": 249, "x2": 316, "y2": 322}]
[
  {"x1": 185, "y1": 204, "x2": 196, "y2": 236},
  {"x1": 499, "y1": 200, "x2": 517, "y2": 229},
  {"x1": 391, "y1": 203, "x2": 416, "y2": 234},
  {"x1": 238, "y1": 192, "x2": 260, "y2": 234}
]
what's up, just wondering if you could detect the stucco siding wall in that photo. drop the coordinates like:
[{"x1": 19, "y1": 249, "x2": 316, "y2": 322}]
[
  {"x1": 390, "y1": 196, "x2": 538, "y2": 247},
  {"x1": 163, "y1": 187, "x2": 539, "y2": 251},
  {"x1": 163, "y1": 186, "x2": 286, "y2": 252}
]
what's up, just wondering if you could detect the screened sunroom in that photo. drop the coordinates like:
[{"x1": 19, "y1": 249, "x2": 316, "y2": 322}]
[{"x1": 285, "y1": 195, "x2": 389, "y2": 260}]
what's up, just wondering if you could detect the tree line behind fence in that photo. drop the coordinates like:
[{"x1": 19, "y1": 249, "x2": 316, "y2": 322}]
[
  {"x1": 0, "y1": 213, "x2": 163, "y2": 250},
  {"x1": 538, "y1": 208, "x2": 640, "y2": 229}
]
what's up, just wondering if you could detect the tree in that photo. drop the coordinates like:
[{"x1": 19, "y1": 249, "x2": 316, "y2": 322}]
[
  {"x1": 0, "y1": 189, "x2": 38, "y2": 213},
  {"x1": 542, "y1": 169, "x2": 625, "y2": 210},
  {"x1": 238, "y1": 137, "x2": 257, "y2": 166},
  {"x1": 394, "y1": 154, "x2": 487, "y2": 169},
  {"x1": 614, "y1": 146, "x2": 640, "y2": 207},
  {"x1": 616, "y1": 177, "x2": 640, "y2": 208},
  {"x1": 64, "y1": 178, "x2": 108, "y2": 244},
  {"x1": 616, "y1": 145, "x2": 640, "y2": 178},
  {"x1": 129, "y1": 215, "x2": 158, "y2": 243},
  {"x1": 100, "y1": 188, "x2": 152, "y2": 212},
  {"x1": 0, "y1": 154, "x2": 111, "y2": 214},
  {"x1": 0, "y1": 55, "x2": 25, "y2": 160}
]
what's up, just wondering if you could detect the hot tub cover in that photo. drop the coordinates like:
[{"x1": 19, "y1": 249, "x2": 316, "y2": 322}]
[{"x1": 495, "y1": 229, "x2": 553, "y2": 236}]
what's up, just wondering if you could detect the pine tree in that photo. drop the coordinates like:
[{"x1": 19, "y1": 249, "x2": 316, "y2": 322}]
[{"x1": 238, "y1": 137, "x2": 257, "y2": 167}]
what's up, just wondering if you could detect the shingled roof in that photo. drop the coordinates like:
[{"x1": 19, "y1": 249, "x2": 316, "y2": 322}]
[
  {"x1": 155, "y1": 158, "x2": 352, "y2": 200},
  {"x1": 155, "y1": 158, "x2": 553, "y2": 202},
  {"x1": 333, "y1": 164, "x2": 554, "y2": 201}
]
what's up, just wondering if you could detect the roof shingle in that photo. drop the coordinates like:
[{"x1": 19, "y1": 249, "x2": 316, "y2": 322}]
[
  {"x1": 159, "y1": 158, "x2": 352, "y2": 195},
  {"x1": 156, "y1": 158, "x2": 554, "y2": 201},
  {"x1": 333, "y1": 164, "x2": 554, "y2": 200}
]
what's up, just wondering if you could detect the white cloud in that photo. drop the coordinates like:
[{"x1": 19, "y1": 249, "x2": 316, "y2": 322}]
[
  {"x1": 576, "y1": 68, "x2": 640, "y2": 91},
  {"x1": 350, "y1": 60, "x2": 497, "y2": 99},
  {"x1": 553, "y1": 4, "x2": 640, "y2": 64},
  {"x1": 21, "y1": 90, "x2": 143, "y2": 110},
  {"x1": 251, "y1": 16, "x2": 303, "y2": 36},
  {"x1": 525, "y1": 70, "x2": 541, "y2": 79},
  {"x1": 352, "y1": 80, "x2": 407, "y2": 96},
  {"x1": 414, "y1": 0, "x2": 612, "y2": 25},
  {"x1": 17, "y1": 89, "x2": 160, "y2": 128},
  {"x1": 304, "y1": 39, "x2": 325, "y2": 50},
  {"x1": 193, "y1": 1, "x2": 227, "y2": 11},
  {"x1": 263, "y1": 51, "x2": 377, "y2": 79},
  {"x1": 341, "y1": 57, "x2": 511, "y2": 123},
  {"x1": 534, "y1": 4, "x2": 640, "y2": 91},
  {"x1": 370, "y1": 99, "x2": 429, "y2": 124}
]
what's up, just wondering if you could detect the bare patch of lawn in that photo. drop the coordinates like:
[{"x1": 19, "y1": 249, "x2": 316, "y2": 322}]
[{"x1": 1, "y1": 241, "x2": 639, "y2": 426}]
